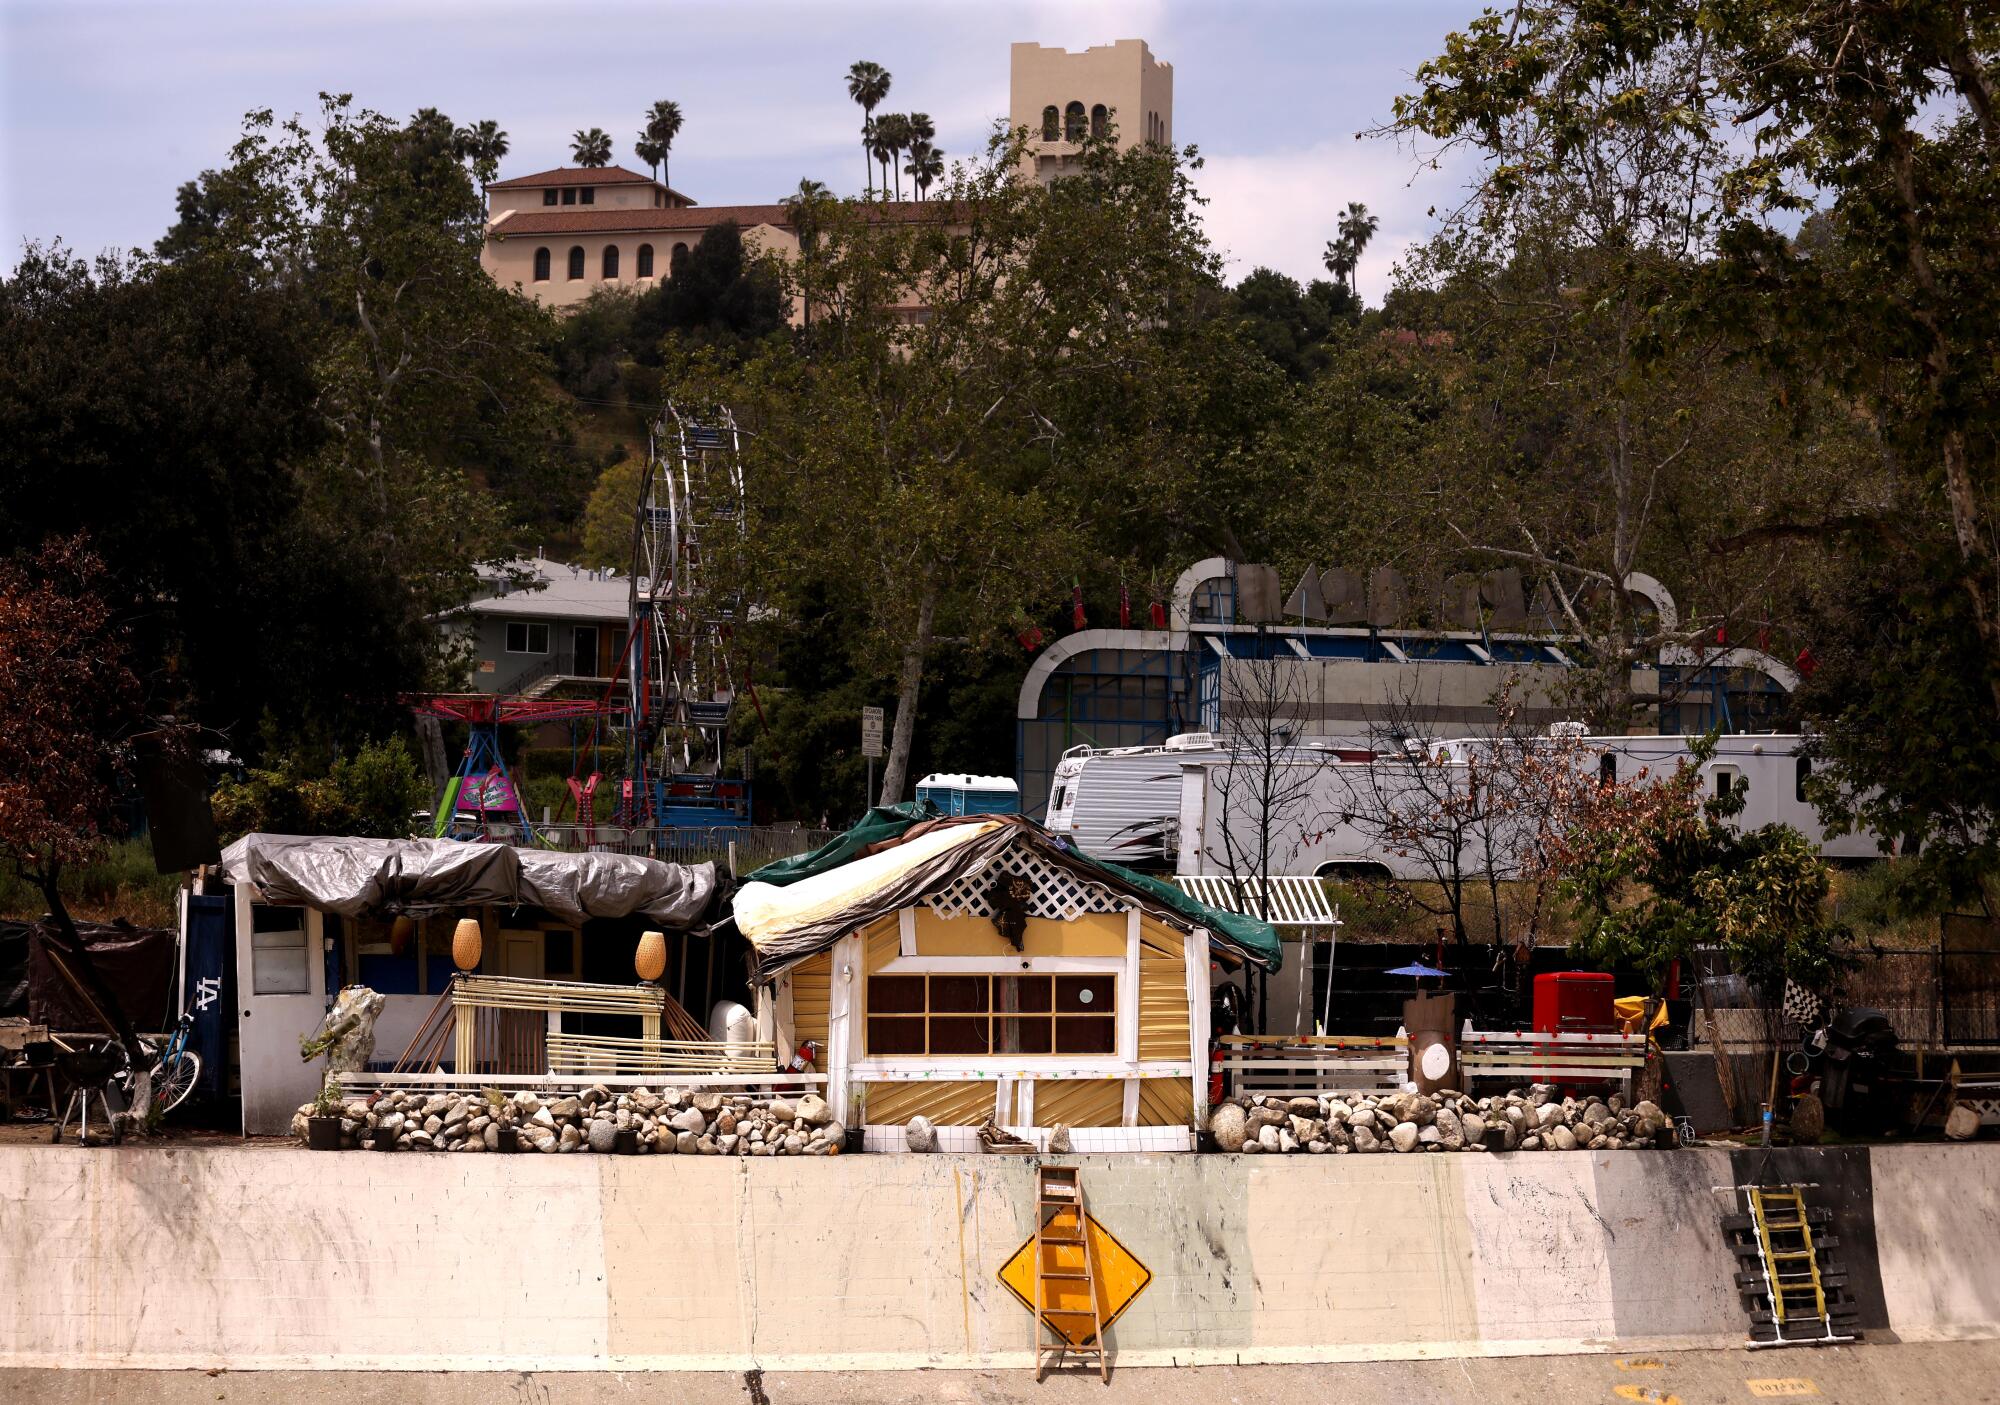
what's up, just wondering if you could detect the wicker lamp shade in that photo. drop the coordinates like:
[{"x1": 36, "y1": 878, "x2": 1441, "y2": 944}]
[
  {"x1": 390, "y1": 915, "x2": 415, "y2": 955},
  {"x1": 634, "y1": 929, "x2": 667, "y2": 983},
  {"x1": 451, "y1": 918, "x2": 483, "y2": 972}
]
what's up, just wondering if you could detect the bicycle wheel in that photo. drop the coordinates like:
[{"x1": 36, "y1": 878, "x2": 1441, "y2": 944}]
[{"x1": 153, "y1": 1050, "x2": 202, "y2": 1114}]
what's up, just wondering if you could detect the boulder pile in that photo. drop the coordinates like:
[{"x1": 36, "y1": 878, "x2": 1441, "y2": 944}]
[
  {"x1": 292, "y1": 1085, "x2": 846, "y2": 1155},
  {"x1": 1208, "y1": 1085, "x2": 1677, "y2": 1154}
]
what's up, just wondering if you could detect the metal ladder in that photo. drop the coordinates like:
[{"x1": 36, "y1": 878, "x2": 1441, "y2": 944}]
[
  {"x1": 1033, "y1": 1165, "x2": 1108, "y2": 1382},
  {"x1": 1734, "y1": 1184, "x2": 1856, "y2": 1348}
]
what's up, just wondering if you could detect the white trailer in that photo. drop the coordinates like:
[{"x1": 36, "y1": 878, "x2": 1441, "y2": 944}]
[{"x1": 1049, "y1": 731, "x2": 1886, "y2": 879}]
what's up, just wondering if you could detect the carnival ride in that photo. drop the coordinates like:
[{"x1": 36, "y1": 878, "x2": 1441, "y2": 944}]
[{"x1": 415, "y1": 400, "x2": 752, "y2": 848}]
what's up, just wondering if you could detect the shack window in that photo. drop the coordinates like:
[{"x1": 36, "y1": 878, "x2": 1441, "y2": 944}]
[
  {"x1": 866, "y1": 971, "x2": 1115, "y2": 1057},
  {"x1": 249, "y1": 905, "x2": 310, "y2": 995},
  {"x1": 1795, "y1": 754, "x2": 1811, "y2": 803},
  {"x1": 1599, "y1": 753, "x2": 1616, "y2": 787},
  {"x1": 506, "y1": 621, "x2": 550, "y2": 654}
]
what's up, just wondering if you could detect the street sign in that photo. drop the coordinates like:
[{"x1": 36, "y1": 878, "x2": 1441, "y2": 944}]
[
  {"x1": 997, "y1": 1211, "x2": 1152, "y2": 1347},
  {"x1": 861, "y1": 706, "x2": 885, "y2": 758}
]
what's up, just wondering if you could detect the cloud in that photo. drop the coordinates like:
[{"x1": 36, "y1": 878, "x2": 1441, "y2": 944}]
[{"x1": 1193, "y1": 132, "x2": 1469, "y2": 303}]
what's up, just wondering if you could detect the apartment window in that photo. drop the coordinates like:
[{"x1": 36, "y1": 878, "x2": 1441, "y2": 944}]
[
  {"x1": 636, "y1": 243, "x2": 654, "y2": 278},
  {"x1": 543, "y1": 189, "x2": 558, "y2": 206},
  {"x1": 1064, "y1": 100, "x2": 1086, "y2": 142},
  {"x1": 579, "y1": 187, "x2": 594, "y2": 205},
  {"x1": 602, "y1": 244, "x2": 620, "y2": 279},
  {"x1": 561, "y1": 188, "x2": 577, "y2": 206},
  {"x1": 866, "y1": 972, "x2": 1115, "y2": 1057},
  {"x1": 1090, "y1": 103, "x2": 1109, "y2": 138},
  {"x1": 532, "y1": 247, "x2": 551, "y2": 281},
  {"x1": 567, "y1": 246, "x2": 585, "y2": 280},
  {"x1": 1041, "y1": 105, "x2": 1060, "y2": 141},
  {"x1": 506, "y1": 621, "x2": 550, "y2": 654}
]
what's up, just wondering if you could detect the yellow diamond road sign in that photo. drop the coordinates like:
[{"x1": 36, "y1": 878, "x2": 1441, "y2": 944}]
[{"x1": 998, "y1": 1207, "x2": 1152, "y2": 1347}]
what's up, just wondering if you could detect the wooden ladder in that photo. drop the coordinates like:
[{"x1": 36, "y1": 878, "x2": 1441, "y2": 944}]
[{"x1": 1032, "y1": 1165, "x2": 1108, "y2": 1382}]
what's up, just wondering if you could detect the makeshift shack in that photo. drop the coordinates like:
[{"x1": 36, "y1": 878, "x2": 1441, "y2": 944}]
[
  {"x1": 218, "y1": 833, "x2": 721, "y2": 1134},
  {"x1": 733, "y1": 808, "x2": 1280, "y2": 1151}
]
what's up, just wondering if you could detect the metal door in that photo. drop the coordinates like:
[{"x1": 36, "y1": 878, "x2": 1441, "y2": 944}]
[{"x1": 234, "y1": 887, "x2": 327, "y2": 1135}]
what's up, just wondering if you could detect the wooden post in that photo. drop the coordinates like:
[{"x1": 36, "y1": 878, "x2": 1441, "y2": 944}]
[{"x1": 1698, "y1": 975, "x2": 1741, "y2": 1126}]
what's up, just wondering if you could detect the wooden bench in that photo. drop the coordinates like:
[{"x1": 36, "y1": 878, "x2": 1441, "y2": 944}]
[
  {"x1": 1456, "y1": 1021, "x2": 1647, "y2": 1096},
  {"x1": 1218, "y1": 1032, "x2": 1411, "y2": 1097}
]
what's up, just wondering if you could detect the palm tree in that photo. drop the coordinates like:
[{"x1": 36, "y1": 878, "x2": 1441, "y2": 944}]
[
  {"x1": 644, "y1": 99, "x2": 684, "y2": 189},
  {"x1": 1322, "y1": 236, "x2": 1356, "y2": 289},
  {"x1": 875, "y1": 113, "x2": 916, "y2": 199},
  {"x1": 907, "y1": 140, "x2": 944, "y2": 200},
  {"x1": 905, "y1": 112, "x2": 935, "y2": 199},
  {"x1": 634, "y1": 135, "x2": 664, "y2": 180},
  {"x1": 454, "y1": 118, "x2": 509, "y2": 187},
  {"x1": 845, "y1": 60, "x2": 892, "y2": 198},
  {"x1": 1334, "y1": 202, "x2": 1379, "y2": 294},
  {"x1": 571, "y1": 127, "x2": 613, "y2": 167}
]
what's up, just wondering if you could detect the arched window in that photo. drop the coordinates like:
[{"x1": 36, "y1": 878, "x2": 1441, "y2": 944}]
[
  {"x1": 1041, "y1": 105, "x2": 1059, "y2": 141},
  {"x1": 567, "y1": 246, "x2": 585, "y2": 280},
  {"x1": 1063, "y1": 101, "x2": 1086, "y2": 142},
  {"x1": 670, "y1": 242, "x2": 690, "y2": 276},
  {"x1": 636, "y1": 244, "x2": 655, "y2": 278},
  {"x1": 1090, "y1": 103, "x2": 1108, "y2": 138},
  {"x1": 532, "y1": 247, "x2": 551, "y2": 282},
  {"x1": 602, "y1": 244, "x2": 620, "y2": 279}
]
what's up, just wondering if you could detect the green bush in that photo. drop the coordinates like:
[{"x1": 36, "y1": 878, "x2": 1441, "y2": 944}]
[{"x1": 212, "y1": 736, "x2": 429, "y2": 840}]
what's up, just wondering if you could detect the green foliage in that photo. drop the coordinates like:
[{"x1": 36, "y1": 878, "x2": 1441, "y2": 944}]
[
  {"x1": 211, "y1": 737, "x2": 429, "y2": 841},
  {"x1": 1228, "y1": 268, "x2": 1359, "y2": 381},
  {"x1": 549, "y1": 288, "x2": 638, "y2": 401},
  {"x1": 1565, "y1": 737, "x2": 1848, "y2": 997},
  {"x1": 629, "y1": 222, "x2": 786, "y2": 364},
  {"x1": 580, "y1": 457, "x2": 644, "y2": 570}
]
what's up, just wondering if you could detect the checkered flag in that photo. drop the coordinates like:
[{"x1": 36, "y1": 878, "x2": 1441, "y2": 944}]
[{"x1": 1782, "y1": 978, "x2": 1827, "y2": 1030}]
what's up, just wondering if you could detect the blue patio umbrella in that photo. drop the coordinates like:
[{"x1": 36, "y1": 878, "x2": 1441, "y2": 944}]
[{"x1": 1385, "y1": 961, "x2": 1450, "y2": 979}]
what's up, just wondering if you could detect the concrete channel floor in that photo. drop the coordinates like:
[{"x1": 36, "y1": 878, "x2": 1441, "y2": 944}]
[{"x1": 4, "y1": 1342, "x2": 1997, "y2": 1405}]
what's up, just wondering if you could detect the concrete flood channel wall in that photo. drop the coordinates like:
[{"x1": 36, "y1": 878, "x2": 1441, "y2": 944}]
[{"x1": 1, "y1": 1143, "x2": 1996, "y2": 1372}]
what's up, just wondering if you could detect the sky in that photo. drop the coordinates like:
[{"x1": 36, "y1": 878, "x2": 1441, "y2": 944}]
[{"x1": 1, "y1": 0, "x2": 1488, "y2": 303}]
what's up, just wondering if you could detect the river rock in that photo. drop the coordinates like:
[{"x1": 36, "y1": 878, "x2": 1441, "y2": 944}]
[
  {"x1": 1287, "y1": 1096, "x2": 1322, "y2": 1117},
  {"x1": 769, "y1": 1099, "x2": 796, "y2": 1122},
  {"x1": 1388, "y1": 1121, "x2": 1420, "y2": 1153},
  {"x1": 1048, "y1": 1123, "x2": 1075, "y2": 1154},
  {"x1": 1210, "y1": 1102, "x2": 1248, "y2": 1152},
  {"x1": 1257, "y1": 1124, "x2": 1283, "y2": 1152},
  {"x1": 1946, "y1": 1104, "x2": 1981, "y2": 1140},
  {"x1": 906, "y1": 1115, "x2": 939, "y2": 1152},
  {"x1": 672, "y1": 1107, "x2": 707, "y2": 1135},
  {"x1": 1550, "y1": 1123, "x2": 1577, "y2": 1151},
  {"x1": 1352, "y1": 1124, "x2": 1380, "y2": 1152},
  {"x1": 587, "y1": 1120, "x2": 619, "y2": 1154},
  {"x1": 796, "y1": 1093, "x2": 834, "y2": 1126}
]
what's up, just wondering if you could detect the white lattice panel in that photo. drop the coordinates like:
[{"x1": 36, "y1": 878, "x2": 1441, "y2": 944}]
[{"x1": 925, "y1": 843, "x2": 1126, "y2": 922}]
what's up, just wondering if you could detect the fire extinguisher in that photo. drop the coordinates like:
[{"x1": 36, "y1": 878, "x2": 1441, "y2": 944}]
[
  {"x1": 786, "y1": 1040, "x2": 819, "y2": 1073},
  {"x1": 1209, "y1": 1046, "x2": 1226, "y2": 1108}
]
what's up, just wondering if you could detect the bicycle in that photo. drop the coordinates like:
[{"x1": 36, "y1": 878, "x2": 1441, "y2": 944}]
[{"x1": 107, "y1": 1011, "x2": 202, "y2": 1116}]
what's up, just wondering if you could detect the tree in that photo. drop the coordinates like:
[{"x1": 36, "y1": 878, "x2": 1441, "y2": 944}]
[
  {"x1": 869, "y1": 114, "x2": 910, "y2": 200},
  {"x1": 633, "y1": 135, "x2": 664, "y2": 181},
  {"x1": 643, "y1": 99, "x2": 684, "y2": 188},
  {"x1": 0, "y1": 538, "x2": 174, "y2": 1126},
  {"x1": 453, "y1": 118, "x2": 509, "y2": 186},
  {"x1": 908, "y1": 139, "x2": 945, "y2": 199},
  {"x1": 581, "y1": 457, "x2": 644, "y2": 569},
  {"x1": 1324, "y1": 201, "x2": 1378, "y2": 295},
  {"x1": 210, "y1": 737, "x2": 430, "y2": 841},
  {"x1": 629, "y1": 221, "x2": 786, "y2": 363},
  {"x1": 571, "y1": 127, "x2": 613, "y2": 167},
  {"x1": 845, "y1": 61, "x2": 891, "y2": 197},
  {"x1": 702, "y1": 131, "x2": 1233, "y2": 804}
]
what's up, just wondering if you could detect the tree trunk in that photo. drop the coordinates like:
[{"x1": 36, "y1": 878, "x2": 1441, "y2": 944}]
[
  {"x1": 37, "y1": 866, "x2": 153, "y2": 1130},
  {"x1": 878, "y1": 587, "x2": 936, "y2": 806}
]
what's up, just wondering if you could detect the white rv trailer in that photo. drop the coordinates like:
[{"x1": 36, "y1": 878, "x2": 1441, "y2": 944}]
[{"x1": 1047, "y1": 731, "x2": 1885, "y2": 878}]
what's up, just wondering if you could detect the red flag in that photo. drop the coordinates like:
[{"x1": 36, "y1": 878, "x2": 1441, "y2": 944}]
[
  {"x1": 1795, "y1": 646, "x2": 1818, "y2": 678},
  {"x1": 1017, "y1": 624, "x2": 1044, "y2": 653},
  {"x1": 1715, "y1": 623, "x2": 1727, "y2": 647},
  {"x1": 1072, "y1": 581, "x2": 1086, "y2": 631},
  {"x1": 1148, "y1": 599, "x2": 1167, "y2": 630},
  {"x1": 1119, "y1": 583, "x2": 1132, "y2": 630}
]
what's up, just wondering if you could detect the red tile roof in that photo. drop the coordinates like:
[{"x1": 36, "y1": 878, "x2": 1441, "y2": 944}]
[
  {"x1": 487, "y1": 165, "x2": 659, "y2": 190},
  {"x1": 488, "y1": 200, "x2": 957, "y2": 239}
]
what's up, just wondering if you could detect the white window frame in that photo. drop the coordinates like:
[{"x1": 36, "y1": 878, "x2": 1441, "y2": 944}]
[{"x1": 505, "y1": 621, "x2": 550, "y2": 655}]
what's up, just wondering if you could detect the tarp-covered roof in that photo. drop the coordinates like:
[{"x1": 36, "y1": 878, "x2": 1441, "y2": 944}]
[
  {"x1": 735, "y1": 808, "x2": 1281, "y2": 973},
  {"x1": 221, "y1": 833, "x2": 718, "y2": 929}
]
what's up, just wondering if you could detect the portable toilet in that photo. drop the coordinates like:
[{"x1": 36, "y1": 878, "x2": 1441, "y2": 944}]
[{"x1": 914, "y1": 773, "x2": 1020, "y2": 817}]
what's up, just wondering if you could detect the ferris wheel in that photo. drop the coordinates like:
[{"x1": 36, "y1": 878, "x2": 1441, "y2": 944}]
[{"x1": 626, "y1": 400, "x2": 746, "y2": 798}]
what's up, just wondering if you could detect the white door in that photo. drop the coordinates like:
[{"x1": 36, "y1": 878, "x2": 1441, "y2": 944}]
[{"x1": 234, "y1": 888, "x2": 328, "y2": 1135}]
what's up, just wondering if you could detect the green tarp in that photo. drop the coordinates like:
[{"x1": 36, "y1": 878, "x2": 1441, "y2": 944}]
[{"x1": 741, "y1": 804, "x2": 1282, "y2": 972}]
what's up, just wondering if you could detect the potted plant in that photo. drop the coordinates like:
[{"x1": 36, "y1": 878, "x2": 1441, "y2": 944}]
[{"x1": 305, "y1": 1084, "x2": 343, "y2": 1152}]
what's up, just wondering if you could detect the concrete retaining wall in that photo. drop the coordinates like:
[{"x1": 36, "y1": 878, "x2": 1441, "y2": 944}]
[{"x1": 1, "y1": 1144, "x2": 1995, "y2": 1371}]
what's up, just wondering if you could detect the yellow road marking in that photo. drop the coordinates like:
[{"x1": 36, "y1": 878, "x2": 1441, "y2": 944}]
[
  {"x1": 1615, "y1": 1357, "x2": 1665, "y2": 1370},
  {"x1": 1747, "y1": 1382, "x2": 1820, "y2": 1398},
  {"x1": 1613, "y1": 1387, "x2": 1682, "y2": 1404}
]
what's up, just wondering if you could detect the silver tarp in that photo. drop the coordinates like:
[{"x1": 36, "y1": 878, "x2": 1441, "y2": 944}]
[{"x1": 219, "y1": 833, "x2": 719, "y2": 928}]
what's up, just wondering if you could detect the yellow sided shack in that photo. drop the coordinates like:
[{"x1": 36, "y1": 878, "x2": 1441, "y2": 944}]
[{"x1": 731, "y1": 808, "x2": 1281, "y2": 1151}]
